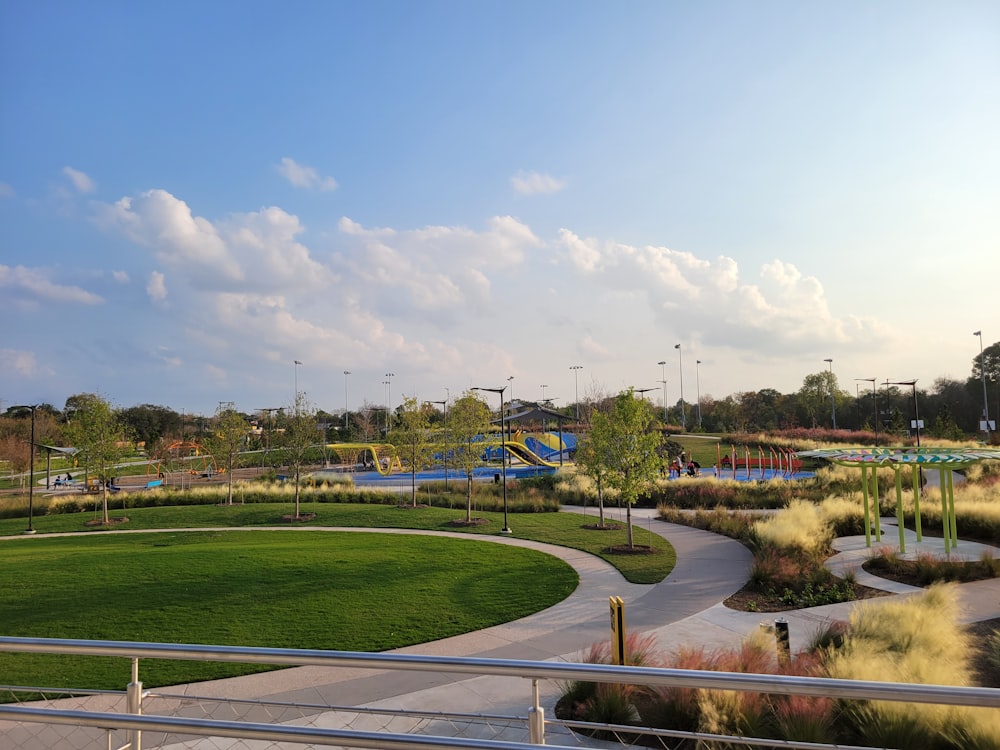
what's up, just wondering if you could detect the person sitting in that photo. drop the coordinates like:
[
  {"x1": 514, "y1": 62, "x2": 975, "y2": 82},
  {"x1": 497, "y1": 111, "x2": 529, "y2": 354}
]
[{"x1": 686, "y1": 461, "x2": 697, "y2": 477}]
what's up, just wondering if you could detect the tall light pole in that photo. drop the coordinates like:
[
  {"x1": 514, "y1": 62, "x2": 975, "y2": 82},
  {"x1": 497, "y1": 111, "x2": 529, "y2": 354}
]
[
  {"x1": 12, "y1": 405, "x2": 38, "y2": 534},
  {"x1": 889, "y1": 379, "x2": 921, "y2": 447},
  {"x1": 695, "y1": 359, "x2": 703, "y2": 428},
  {"x1": 473, "y1": 385, "x2": 511, "y2": 535},
  {"x1": 540, "y1": 384, "x2": 548, "y2": 403},
  {"x1": 428, "y1": 398, "x2": 448, "y2": 489},
  {"x1": 507, "y1": 376, "x2": 514, "y2": 411},
  {"x1": 657, "y1": 360, "x2": 667, "y2": 421},
  {"x1": 974, "y1": 331, "x2": 992, "y2": 438},
  {"x1": 855, "y1": 378, "x2": 877, "y2": 446},
  {"x1": 293, "y1": 360, "x2": 302, "y2": 400},
  {"x1": 343, "y1": 370, "x2": 351, "y2": 430},
  {"x1": 385, "y1": 372, "x2": 395, "y2": 433},
  {"x1": 634, "y1": 387, "x2": 655, "y2": 400},
  {"x1": 824, "y1": 358, "x2": 837, "y2": 429},
  {"x1": 675, "y1": 344, "x2": 686, "y2": 430},
  {"x1": 569, "y1": 365, "x2": 582, "y2": 422}
]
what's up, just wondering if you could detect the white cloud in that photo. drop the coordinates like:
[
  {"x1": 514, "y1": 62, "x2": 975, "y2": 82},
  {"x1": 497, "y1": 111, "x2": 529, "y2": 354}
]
[
  {"x1": 276, "y1": 157, "x2": 338, "y2": 191},
  {"x1": 0, "y1": 264, "x2": 103, "y2": 306},
  {"x1": 62, "y1": 166, "x2": 96, "y2": 194},
  {"x1": 146, "y1": 271, "x2": 168, "y2": 302},
  {"x1": 555, "y1": 230, "x2": 892, "y2": 354},
  {"x1": 510, "y1": 170, "x2": 566, "y2": 195},
  {"x1": 0, "y1": 348, "x2": 39, "y2": 376},
  {"x1": 112, "y1": 270, "x2": 130, "y2": 283},
  {"x1": 0, "y1": 182, "x2": 14, "y2": 198}
]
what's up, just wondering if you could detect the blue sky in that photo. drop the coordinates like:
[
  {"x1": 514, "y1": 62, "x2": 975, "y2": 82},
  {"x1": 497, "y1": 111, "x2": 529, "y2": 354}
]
[{"x1": 2, "y1": 1, "x2": 998, "y2": 417}]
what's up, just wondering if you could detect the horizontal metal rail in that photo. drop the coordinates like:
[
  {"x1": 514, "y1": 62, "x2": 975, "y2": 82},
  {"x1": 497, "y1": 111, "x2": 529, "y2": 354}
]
[
  {"x1": 3, "y1": 636, "x2": 999, "y2": 708},
  {"x1": 0, "y1": 705, "x2": 569, "y2": 750}
]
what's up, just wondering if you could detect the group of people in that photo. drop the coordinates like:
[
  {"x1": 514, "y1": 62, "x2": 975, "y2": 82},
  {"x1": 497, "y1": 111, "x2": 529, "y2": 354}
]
[{"x1": 668, "y1": 452, "x2": 700, "y2": 478}]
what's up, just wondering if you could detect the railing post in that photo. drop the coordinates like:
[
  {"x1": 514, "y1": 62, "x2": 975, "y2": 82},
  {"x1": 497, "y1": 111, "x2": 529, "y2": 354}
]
[
  {"x1": 528, "y1": 678, "x2": 545, "y2": 744},
  {"x1": 126, "y1": 657, "x2": 143, "y2": 750}
]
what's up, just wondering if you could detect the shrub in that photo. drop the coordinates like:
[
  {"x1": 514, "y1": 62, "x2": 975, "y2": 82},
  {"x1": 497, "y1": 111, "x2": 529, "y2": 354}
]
[{"x1": 753, "y1": 500, "x2": 831, "y2": 558}]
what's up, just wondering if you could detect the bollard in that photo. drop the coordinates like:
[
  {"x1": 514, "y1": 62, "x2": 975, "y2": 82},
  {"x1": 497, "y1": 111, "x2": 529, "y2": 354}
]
[
  {"x1": 126, "y1": 657, "x2": 143, "y2": 750},
  {"x1": 774, "y1": 618, "x2": 791, "y2": 666},
  {"x1": 528, "y1": 679, "x2": 545, "y2": 744}
]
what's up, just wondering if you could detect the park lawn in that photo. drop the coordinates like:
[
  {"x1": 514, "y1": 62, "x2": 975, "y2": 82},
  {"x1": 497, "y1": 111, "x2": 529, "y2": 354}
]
[
  {"x1": 0, "y1": 530, "x2": 578, "y2": 692},
  {"x1": 0, "y1": 502, "x2": 675, "y2": 584}
]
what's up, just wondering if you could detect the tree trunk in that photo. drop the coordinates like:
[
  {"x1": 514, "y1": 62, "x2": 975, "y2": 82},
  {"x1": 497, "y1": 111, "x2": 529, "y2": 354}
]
[
  {"x1": 626, "y1": 503, "x2": 634, "y2": 548},
  {"x1": 466, "y1": 475, "x2": 473, "y2": 522}
]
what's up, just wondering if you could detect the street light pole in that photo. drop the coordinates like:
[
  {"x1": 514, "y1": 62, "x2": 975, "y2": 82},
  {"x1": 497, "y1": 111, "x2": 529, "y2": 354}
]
[
  {"x1": 12, "y1": 405, "x2": 38, "y2": 534},
  {"x1": 855, "y1": 378, "x2": 877, "y2": 447},
  {"x1": 385, "y1": 372, "x2": 395, "y2": 433},
  {"x1": 473, "y1": 386, "x2": 510, "y2": 535},
  {"x1": 974, "y1": 331, "x2": 992, "y2": 439},
  {"x1": 428, "y1": 399, "x2": 448, "y2": 489},
  {"x1": 675, "y1": 344, "x2": 686, "y2": 430},
  {"x1": 569, "y1": 365, "x2": 582, "y2": 422},
  {"x1": 889, "y1": 380, "x2": 921, "y2": 447},
  {"x1": 293, "y1": 360, "x2": 302, "y2": 401},
  {"x1": 540, "y1": 384, "x2": 547, "y2": 404},
  {"x1": 824, "y1": 358, "x2": 837, "y2": 429},
  {"x1": 657, "y1": 360, "x2": 667, "y2": 421},
  {"x1": 343, "y1": 371, "x2": 351, "y2": 431},
  {"x1": 696, "y1": 359, "x2": 703, "y2": 429}
]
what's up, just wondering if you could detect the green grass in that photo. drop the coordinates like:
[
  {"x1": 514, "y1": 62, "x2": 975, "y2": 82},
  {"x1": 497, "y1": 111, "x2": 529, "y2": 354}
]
[
  {"x1": 0, "y1": 502, "x2": 675, "y2": 583},
  {"x1": 1, "y1": 530, "x2": 578, "y2": 691}
]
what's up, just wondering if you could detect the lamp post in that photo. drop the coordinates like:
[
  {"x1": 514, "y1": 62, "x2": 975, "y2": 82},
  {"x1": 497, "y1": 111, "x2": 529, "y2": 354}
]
[
  {"x1": 657, "y1": 360, "x2": 667, "y2": 421},
  {"x1": 384, "y1": 373, "x2": 395, "y2": 433},
  {"x1": 824, "y1": 358, "x2": 837, "y2": 429},
  {"x1": 675, "y1": 344, "x2": 686, "y2": 430},
  {"x1": 428, "y1": 399, "x2": 448, "y2": 488},
  {"x1": 293, "y1": 360, "x2": 302, "y2": 400},
  {"x1": 855, "y1": 378, "x2": 877, "y2": 446},
  {"x1": 974, "y1": 331, "x2": 992, "y2": 438},
  {"x1": 12, "y1": 405, "x2": 38, "y2": 534},
  {"x1": 473, "y1": 386, "x2": 511, "y2": 535},
  {"x1": 540, "y1": 384, "x2": 548, "y2": 404},
  {"x1": 569, "y1": 365, "x2": 582, "y2": 422},
  {"x1": 343, "y1": 371, "x2": 351, "y2": 430},
  {"x1": 695, "y1": 359, "x2": 703, "y2": 428},
  {"x1": 889, "y1": 380, "x2": 921, "y2": 447},
  {"x1": 634, "y1": 387, "x2": 655, "y2": 400}
]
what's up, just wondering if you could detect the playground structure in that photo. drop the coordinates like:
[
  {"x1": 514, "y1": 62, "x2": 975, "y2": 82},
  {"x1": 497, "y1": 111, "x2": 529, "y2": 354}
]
[
  {"x1": 146, "y1": 441, "x2": 219, "y2": 478},
  {"x1": 715, "y1": 444, "x2": 804, "y2": 480},
  {"x1": 320, "y1": 443, "x2": 404, "y2": 475}
]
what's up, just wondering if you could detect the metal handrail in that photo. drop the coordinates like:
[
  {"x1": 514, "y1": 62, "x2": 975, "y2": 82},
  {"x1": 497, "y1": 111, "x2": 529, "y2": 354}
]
[
  {"x1": 0, "y1": 705, "x2": 567, "y2": 750},
  {"x1": 2, "y1": 636, "x2": 999, "y2": 707}
]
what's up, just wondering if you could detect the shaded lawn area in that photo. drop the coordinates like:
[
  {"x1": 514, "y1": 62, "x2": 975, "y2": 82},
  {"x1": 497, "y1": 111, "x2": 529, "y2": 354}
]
[
  {"x1": 0, "y1": 503, "x2": 676, "y2": 584},
  {"x1": 1, "y1": 530, "x2": 578, "y2": 691}
]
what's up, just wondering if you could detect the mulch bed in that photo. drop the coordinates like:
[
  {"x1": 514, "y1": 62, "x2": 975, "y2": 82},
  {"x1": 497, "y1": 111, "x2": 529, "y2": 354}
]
[
  {"x1": 446, "y1": 518, "x2": 490, "y2": 527},
  {"x1": 84, "y1": 516, "x2": 130, "y2": 527},
  {"x1": 280, "y1": 513, "x2": 317, "y2": 522},
  {"x1": 723, "y1": 582, "x2": 890, "y2": 613}
]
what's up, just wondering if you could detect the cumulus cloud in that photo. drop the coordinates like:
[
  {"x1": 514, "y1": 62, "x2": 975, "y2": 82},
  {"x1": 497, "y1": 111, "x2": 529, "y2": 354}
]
[
  {"x1": 0, "y1": 348, "x2": 40, "y2": 376},
  {"x1": 334, "y1": 215, "x2": 542, "y2": 317},
  {"x1": 95, "y1": 189, "x2": 333, "y2": 292},
  {"x1": 146, "y1": 271, "x2": 168, "y2": 302},
  {"x1": 0, "y1": 264, "x2": 103, "y2": 307},
  {"x1": 555, "y1": 230, "x2": 887, "y2": 353},
  {"x1": 112, "y1": 270, "x2": 130, "y2": 283},
  {"x1": 276, "y1": 157, "x2": 338, "y2": 191},
  {"x1": 510, "y1": 170, "x2": 566, "y2": 195},
  {"x1": 62, "y1": 166, "x2": 96, "y2": 194}
]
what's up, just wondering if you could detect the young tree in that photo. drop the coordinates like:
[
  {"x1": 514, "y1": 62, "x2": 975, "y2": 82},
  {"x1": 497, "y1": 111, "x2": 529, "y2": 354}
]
[
  {"x1": 281, "y1": 391, "x2": 319, "y2": 519},
  {"x1": 205, "y1": 405, "x2": 250, "y2": 505},
  {"x1": 597, "y1": 389, "x2": 663, "y2": 548},
  {"x1": 64, "y1": 393, "x2": 129, "y2": 525},
  {"x1": 353, "y1": 401, "x2": 380, "y2": 443},
  {"x1": 391, "y1": 396, "x2": 435, "y2": 507},
  {"x1": 447, "y1": 391, "x2": 491, "y2": 523}
]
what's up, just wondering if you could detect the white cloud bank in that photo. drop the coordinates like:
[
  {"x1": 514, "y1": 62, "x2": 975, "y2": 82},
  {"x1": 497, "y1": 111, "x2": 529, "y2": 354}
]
[
  {"x1": 0, "y1": 264, "x2": 103, "y2": 307},
  {"x1": 276, "y1": 157, "x2": 338, "y2": 191}
]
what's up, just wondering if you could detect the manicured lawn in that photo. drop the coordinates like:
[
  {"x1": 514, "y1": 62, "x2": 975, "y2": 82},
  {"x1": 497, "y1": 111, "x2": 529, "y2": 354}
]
[
  {"x1": 0, "y1": 502, "x2": 675, "y2": 583},
  {"x1": 1, "y1": 530, "x2": 578, "y2": 691}
]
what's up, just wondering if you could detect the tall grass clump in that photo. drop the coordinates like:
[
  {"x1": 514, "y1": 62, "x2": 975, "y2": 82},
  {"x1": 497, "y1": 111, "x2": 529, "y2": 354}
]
[
  {"x1": 897, "y1": 480, "x2": 1000, "y2": 543},
  {"x1": 753, "y1": 500, "x2": 831, "y2": 557},
  {"x1": 826, "y1": 583, "x2": 1000, "y2": 748}
]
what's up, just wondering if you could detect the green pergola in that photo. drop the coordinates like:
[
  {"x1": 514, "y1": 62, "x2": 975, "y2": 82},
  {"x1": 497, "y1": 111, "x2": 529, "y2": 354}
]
[{"x1": 796, "y1": 447, "x2": 1000, "y2": 554}]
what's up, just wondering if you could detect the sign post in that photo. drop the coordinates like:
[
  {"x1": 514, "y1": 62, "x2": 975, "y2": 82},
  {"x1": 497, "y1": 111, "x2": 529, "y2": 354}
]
[{"x1": 609, "y1": 596, "x2": 626, "y2": 665}]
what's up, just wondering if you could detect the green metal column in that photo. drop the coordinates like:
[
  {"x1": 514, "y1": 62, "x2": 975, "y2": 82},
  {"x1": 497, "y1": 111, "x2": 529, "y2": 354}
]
[
  {"x1": 894, "y1": 466, "x2": 905, "y2": 553},
  {"x1": 939, "y1": 467, "x2": 950, "y2": 554},
  {"x1": 911, "y1": 464, "x2": 922, "y2": 541},
  {"x1": 860, "y1": 464, "x2": 872, "y2": 548}
]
